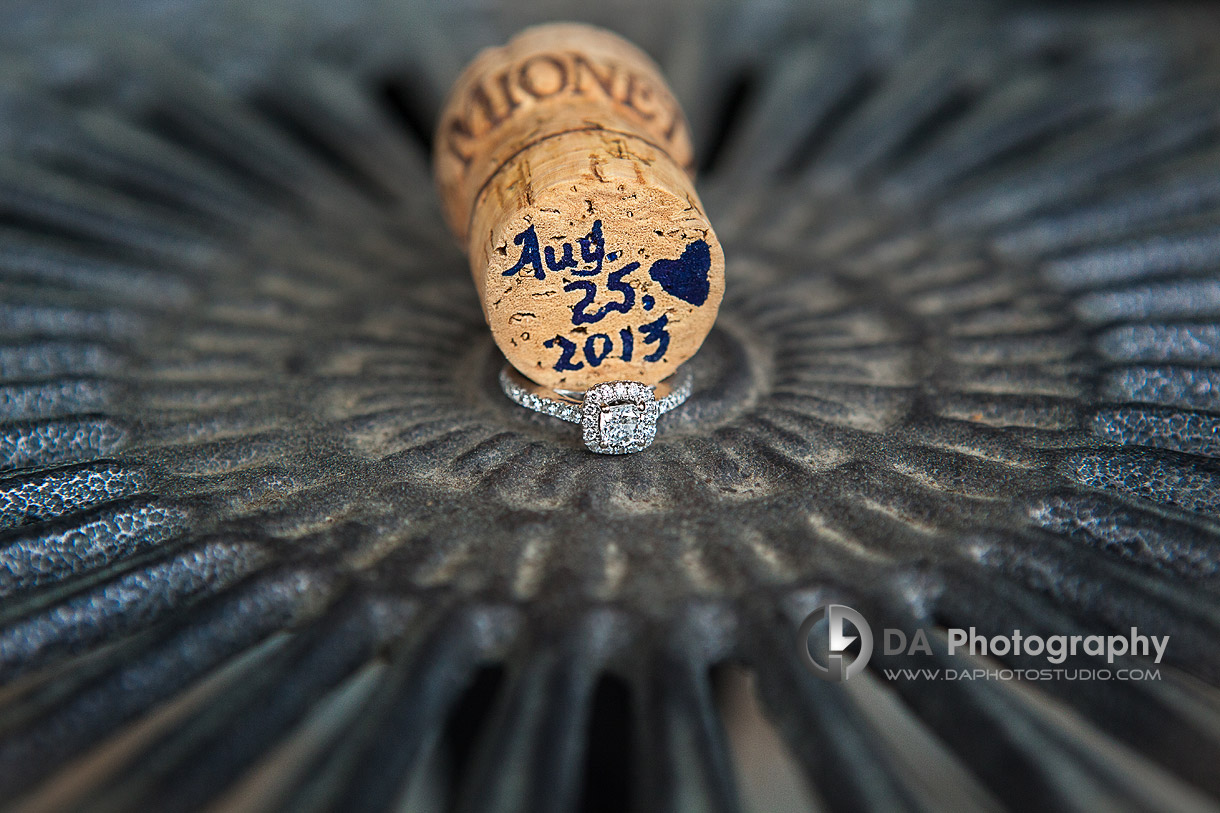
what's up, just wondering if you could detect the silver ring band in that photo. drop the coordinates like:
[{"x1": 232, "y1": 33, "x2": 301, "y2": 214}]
[{"x1": 500, "y1": 366, "x2": 692, "y2": 454}]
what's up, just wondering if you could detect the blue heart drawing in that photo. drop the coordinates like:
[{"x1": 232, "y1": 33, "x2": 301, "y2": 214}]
[{"x1": 648, "y1": 239, "x2": 711, "y2": 306}]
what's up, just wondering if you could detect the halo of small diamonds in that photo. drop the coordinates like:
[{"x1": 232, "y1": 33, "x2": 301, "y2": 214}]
[
  {"x1": 499, "y1": 367, "x2": 691, "y2": 454},
  {"x1": 581, "y1": 381, "x2": 660, "y2": 454}
]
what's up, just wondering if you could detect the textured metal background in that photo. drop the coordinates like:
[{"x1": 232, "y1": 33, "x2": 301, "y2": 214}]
[{"x1": 2, "y1": 0, "x2": 1220, "y2": 810}]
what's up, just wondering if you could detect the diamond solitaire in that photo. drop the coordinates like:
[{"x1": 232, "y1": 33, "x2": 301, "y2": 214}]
[
  {"x1": 601, "y1": 404, "x2": 642, "y2": 445},
  {"x1": 499, "y1": 366, "x2": 691, "y2": 454}
]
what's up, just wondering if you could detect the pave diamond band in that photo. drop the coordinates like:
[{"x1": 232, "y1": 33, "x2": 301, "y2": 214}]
[{"x1": 499, "y1": 366, "x2": 692, "y2": 454}]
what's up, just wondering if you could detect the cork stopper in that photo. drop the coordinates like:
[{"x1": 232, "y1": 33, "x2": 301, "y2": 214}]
[{"x1": 434, "y1": 23, "x2": 724, "y2": 390}]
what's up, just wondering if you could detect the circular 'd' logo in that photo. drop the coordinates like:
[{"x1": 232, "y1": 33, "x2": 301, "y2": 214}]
[{"x1": 798, "y1": 604, "x2": 874, "y2": 682}]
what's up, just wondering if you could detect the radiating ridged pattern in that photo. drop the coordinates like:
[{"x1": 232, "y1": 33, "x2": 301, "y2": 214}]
[{"x1": 1, "y1": 0, "x2": 1219, "y2": 810}]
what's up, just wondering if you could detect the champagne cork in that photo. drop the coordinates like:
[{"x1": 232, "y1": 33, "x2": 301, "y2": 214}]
[{"x1": 434, "y1": 23, "x2": 725, "y2": 391}]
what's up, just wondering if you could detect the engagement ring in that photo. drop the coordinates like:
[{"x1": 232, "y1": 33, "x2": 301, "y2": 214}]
[{"x1": 499, "y1": 366, "x2": 692, "y2": 454}]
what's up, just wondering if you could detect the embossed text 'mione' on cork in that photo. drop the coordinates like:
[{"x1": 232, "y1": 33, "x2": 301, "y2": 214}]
[{"x1": 434, "y1": 23, "x2": 724, "y2": 390}]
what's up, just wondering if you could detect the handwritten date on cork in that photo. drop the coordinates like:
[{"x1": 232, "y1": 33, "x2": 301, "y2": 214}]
[{"x1": 495, "y1": 218, "x2": 712, "y2": 376}]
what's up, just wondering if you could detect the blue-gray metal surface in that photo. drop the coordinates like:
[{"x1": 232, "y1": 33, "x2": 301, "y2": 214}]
[{"x1": 0, "y1": 1, "x2": 1219, "y2": 810}]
